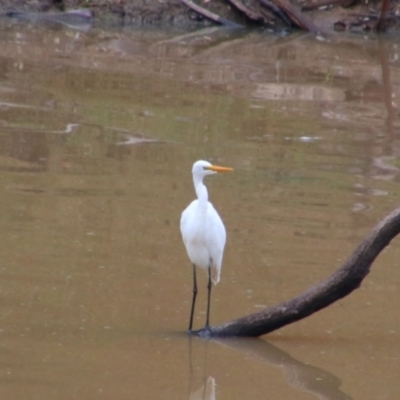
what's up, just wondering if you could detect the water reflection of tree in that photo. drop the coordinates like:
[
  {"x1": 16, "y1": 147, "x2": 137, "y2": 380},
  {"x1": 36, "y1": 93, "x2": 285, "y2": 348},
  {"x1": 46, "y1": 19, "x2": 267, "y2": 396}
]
[
  {"x1": 218, "y1": 339, "x2": 353, "y2": 400},
  {"x1": 188, "y1": 337, "x2": 352, "y2": 400}
]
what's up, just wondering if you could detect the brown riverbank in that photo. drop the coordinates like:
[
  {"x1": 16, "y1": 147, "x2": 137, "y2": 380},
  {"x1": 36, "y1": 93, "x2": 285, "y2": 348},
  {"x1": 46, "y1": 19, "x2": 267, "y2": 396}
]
[{"x1": 0, "y1": 0, "x2": 399, "y2": 32}]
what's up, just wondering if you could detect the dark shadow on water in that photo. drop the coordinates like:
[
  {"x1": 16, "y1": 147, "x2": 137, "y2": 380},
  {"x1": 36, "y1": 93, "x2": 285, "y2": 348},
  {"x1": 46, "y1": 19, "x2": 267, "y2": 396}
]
[
  {"x1": 160, "y1": 330, "x2": 352, "y2": 399},
  {"x1": 213, "y1": 337, "x2": 353, "y2": 400},
  {"x1": 164, "y1": 329, "x2": 353, "y2": 400}
]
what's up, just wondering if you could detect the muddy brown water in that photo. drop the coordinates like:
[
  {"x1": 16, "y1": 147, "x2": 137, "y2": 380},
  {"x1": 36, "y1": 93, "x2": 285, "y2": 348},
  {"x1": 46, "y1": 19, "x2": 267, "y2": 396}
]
[{"x1": 0, "y1": 21, "x2": 398, "y2": 399}]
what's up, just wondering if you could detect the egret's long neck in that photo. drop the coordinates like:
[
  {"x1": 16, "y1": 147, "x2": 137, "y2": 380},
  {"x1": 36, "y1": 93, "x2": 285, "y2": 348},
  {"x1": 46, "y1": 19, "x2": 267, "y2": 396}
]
[{"x1": 193, "y1": 175, "x2": 208, "y2": 211}]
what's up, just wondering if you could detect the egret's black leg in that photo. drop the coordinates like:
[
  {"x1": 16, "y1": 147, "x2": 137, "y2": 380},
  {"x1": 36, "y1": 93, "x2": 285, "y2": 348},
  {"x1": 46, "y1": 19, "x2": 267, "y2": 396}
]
[
  {"x1": 205, "y1": 265, "x2": 212, "y2": 328},
  {"x1": 188, "y1": 264, "x2": 197, "y2": 332}
]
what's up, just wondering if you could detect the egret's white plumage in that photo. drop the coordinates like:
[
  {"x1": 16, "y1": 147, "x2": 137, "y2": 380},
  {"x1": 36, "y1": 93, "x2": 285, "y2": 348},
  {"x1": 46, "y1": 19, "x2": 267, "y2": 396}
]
[{"x1": 180, "y1": 160, "x2": 233, "y2": 331}]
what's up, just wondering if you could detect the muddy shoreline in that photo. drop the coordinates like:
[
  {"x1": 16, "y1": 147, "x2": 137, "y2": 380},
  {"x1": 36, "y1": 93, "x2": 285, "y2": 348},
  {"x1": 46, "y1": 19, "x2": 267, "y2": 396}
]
[{"x1": 0, "y1": 1, "x2": 398, "y2": 33}]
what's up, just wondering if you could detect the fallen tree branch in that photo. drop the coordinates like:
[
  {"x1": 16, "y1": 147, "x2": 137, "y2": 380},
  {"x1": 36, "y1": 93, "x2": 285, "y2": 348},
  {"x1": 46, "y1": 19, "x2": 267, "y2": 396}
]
[
  {"x1": 259, "y1": 0, "x2": 293, "y2": 26},
  {"x1": 226, "y1": 0, "x2": 267, "y2": 23},
  {"x1": 269, "y1": 0, "x2": 321, "y2": 32},
  {"x1": 179, "y1": 0, "x2": 244, "y2": 28},
  {"x1": 193, "y1": 205, "x2": 400, "y2": 338}
]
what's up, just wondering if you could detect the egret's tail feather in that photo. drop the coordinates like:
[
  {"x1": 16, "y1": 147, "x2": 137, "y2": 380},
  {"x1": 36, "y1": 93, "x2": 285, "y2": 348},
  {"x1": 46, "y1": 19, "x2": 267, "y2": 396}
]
[{"x1": 211, "y1": 266, "x2": 220, "y2": 285}]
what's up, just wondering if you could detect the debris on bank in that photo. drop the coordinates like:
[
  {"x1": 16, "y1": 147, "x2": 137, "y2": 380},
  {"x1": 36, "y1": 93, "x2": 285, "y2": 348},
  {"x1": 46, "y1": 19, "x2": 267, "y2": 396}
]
[{"x1": 0, "y1": 0, "x2": 399, "y2": 33}]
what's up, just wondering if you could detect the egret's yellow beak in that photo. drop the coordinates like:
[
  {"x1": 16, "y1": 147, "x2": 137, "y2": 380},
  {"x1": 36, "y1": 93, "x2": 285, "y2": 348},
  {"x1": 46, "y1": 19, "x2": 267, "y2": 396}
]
[{"x1": 207, "y1": 165, "x2": 234, "y2": 173}]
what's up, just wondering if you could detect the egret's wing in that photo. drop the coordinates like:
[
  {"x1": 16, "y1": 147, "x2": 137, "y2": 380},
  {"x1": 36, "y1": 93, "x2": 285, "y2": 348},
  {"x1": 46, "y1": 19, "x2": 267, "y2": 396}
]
[
  {"x1": 180, "y1": 200, "x2": 197, "y2": 245},
  {"x1": 180, "y1": 200, "x2": 227, "y2": 284},
  {"x1": 205, "y1": 203, "x2": 226, "y2": 284}
]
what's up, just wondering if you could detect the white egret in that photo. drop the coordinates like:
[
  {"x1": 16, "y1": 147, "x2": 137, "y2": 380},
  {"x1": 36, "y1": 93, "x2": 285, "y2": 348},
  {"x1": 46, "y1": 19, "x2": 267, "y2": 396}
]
[{"x1": 180, "y1": 160, "x2": 233, "y2": 332}]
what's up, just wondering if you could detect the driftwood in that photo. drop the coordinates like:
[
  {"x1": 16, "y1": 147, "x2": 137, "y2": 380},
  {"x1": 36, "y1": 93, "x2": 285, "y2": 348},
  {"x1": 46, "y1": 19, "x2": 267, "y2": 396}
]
[
  {"x1": 180, "y1": 0, "x2": 323, "y2": 32},
  {"x1": 259, "y1": 0, "x2": 293, "y2": 26},
  {"x1": 178, "y1": 0, "x2": 396, "y2": 33},
  {"x1": 180, "y1": 0, "x2": 320, "y2": 31},
  {"x1": 226, "y1": 0, "x2": 268, "y2": 23},
  {"x1": 192, "y1": 206, "x2": 400, "y2": 338},
  {"x1": 268, "y1": 0, "x2": 321, "y2": 32},
  {"x1": 179, "y1": 0, "x2": 244, "y2": 28}
]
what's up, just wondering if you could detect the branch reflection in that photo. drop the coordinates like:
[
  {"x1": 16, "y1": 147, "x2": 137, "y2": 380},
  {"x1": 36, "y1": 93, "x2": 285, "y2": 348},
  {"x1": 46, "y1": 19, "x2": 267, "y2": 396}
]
[{"x1": 188, "y1": 336, "x2": 353, "y2": 400}]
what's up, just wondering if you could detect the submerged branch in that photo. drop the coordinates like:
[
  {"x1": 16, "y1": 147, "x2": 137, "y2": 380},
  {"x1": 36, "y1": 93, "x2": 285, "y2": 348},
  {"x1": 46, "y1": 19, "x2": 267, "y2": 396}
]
[{"x1": 193, "y1": 206, "x2": 400, "y2": 338}]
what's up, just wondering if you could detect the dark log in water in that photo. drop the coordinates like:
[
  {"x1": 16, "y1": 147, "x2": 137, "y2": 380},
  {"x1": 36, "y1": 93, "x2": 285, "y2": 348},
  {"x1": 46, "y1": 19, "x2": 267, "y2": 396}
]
[{"x1": 193, "y1": 206, "x2": 400, "y2": 338}]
